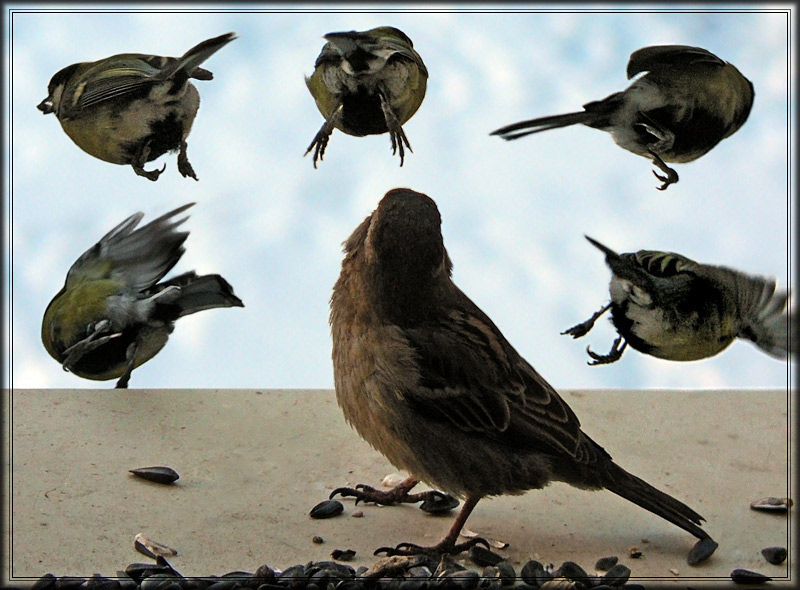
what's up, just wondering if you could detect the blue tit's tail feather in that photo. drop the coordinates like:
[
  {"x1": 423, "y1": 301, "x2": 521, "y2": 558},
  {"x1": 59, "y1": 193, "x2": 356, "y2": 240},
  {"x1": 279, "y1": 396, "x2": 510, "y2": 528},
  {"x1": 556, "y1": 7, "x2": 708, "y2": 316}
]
[
  {"x1": 158, "y1": 32, "x2": 237, "y2": 81},
  {"x1": 736, "y1": 276, "x2": 792, "y2": 357},
  {"x1": 154, "y1": 272, "x2": 244, "y2": 317}
]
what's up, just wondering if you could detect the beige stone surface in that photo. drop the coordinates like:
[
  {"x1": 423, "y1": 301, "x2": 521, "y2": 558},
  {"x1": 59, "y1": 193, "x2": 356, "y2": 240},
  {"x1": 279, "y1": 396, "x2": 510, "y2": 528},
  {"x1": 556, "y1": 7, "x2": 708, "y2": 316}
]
[{"x1": 3, "y1": 389, "x2": 794, "y2": 587}]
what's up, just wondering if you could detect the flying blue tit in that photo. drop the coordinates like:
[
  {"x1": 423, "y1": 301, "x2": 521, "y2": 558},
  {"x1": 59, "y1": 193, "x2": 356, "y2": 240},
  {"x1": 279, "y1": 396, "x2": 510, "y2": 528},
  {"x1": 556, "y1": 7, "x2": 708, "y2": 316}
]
[
  {"x1": 305, "y1": 26, "x2": 428, "y2": 167},
  {"x1": 42, "y1": 203, "x2": 244, "y2": 388},
  {"x1": 563, "y1": 236, "x2": 792, "y2": 364},
  {"x1": 492, "y1": 45, "x2": 754, "y2": 190},
  {"x1": 37, "y1": 32, "x2": 237, "y2": 181}
]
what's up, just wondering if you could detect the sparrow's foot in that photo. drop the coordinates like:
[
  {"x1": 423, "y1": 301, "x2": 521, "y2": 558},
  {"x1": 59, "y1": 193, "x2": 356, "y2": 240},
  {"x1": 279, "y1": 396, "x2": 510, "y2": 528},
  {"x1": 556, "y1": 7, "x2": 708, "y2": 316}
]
[
  {"x1": 330, "y1": 477, "x2": 448, "y2": 507},
  {"x1": 374, "y1": 536, "x2": 490, "y2": 558},
  {"x1": 586, "y1": 336, "x2": 628, "y2": 365}
]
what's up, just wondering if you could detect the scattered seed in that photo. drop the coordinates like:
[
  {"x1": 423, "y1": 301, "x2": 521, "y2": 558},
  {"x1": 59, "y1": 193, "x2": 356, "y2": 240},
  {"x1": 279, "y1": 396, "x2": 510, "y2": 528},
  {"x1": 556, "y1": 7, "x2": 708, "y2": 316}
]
[
  {"x1": 594, "y1": 556, "x2": 618, "y2": 571},
  {"x1": 761, "y1": 546, "x2": 787, "y2": 565},
  {"x1": 601, "y1": 564, "x2": 630, "y2": 586},
  {"x1": 669, "y1": 568, "x2": 679, "y2": 576},
  {"x1": 750, "y1": 497, "x2": 793, "y2": 513},
  {"x1": 312, "y1": 536, "x2": 324, "y2": 544},
  {"x1": 32, "y1": 573, "x2": 56, "y2": 590},
  {"x1": 553, "y1": 561, "x2": 591, "y2": 582},
  {"x1": 520, "y1": 560, "x2": 549, "y2": 586},
  {"x1": 731, "y1": 568, "x2": 772, "y2": 584},
  {"x1": 628, "y1": 546, "x2": 642, "y2": 559},
  {"x1": 468, "y1": 545, "x2": 503, "y2": 567},
  {"x1": 460, "y1": 528, "x2": 508, "y2": 549},
  {"x1": 539, "y1": 578, "x2": 577, "y2": 590},
  {"x1": 445, "y1": 569, "x2": 480, "y2": 590},
  {"x1": 309, "y1": 499, "x2": 344, "y2": 519},
  {"x1": 419, "y1": 491, "x2": 459, "y2": 514},
  {"x1": 381, "y1": 473, "x2": 407, "y2": 487},
  {"x1": 351, "y1": 510, "x2": 364, "y2": 518},
  {"x1": 407, "y1": 565, "x2": 433, "y2": 579},
  {"x1": 687, "y1": 537, "x2": 718, "y2": 566},
  {"x1": 128, "y1": 466, "x2": 180, "y2": 485},
  {"x1": 134, "y1": 533, "x2": 177, "y2": 558},
  {"x1": 331, "y1": 548, "x2": 356, "y2": 562}
]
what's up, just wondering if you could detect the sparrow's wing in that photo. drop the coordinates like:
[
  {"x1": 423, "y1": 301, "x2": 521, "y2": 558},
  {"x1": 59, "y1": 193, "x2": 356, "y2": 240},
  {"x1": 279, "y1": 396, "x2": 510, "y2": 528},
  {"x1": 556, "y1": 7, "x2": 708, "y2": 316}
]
[
  {"x1": 627, "y1": 45, "x2": 725, "y2": 79},
  {"x1": 401, "y1": 300, "x2": 602, "y2": 463}
]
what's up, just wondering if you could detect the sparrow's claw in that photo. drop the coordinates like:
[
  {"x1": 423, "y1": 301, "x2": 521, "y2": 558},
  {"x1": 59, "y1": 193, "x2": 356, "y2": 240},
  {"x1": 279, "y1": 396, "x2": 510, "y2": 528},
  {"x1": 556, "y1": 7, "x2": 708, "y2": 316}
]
[{"x1": 374, "y1": 536, "x2": 490, "y2": 557}]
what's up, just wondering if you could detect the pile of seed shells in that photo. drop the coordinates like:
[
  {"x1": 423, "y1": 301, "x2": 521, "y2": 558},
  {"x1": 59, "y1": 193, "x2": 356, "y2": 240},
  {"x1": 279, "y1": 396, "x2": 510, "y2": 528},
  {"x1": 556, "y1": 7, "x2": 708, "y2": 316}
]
[{"x1": 31, "y1": 552, "x2": 650, "y2": 590}]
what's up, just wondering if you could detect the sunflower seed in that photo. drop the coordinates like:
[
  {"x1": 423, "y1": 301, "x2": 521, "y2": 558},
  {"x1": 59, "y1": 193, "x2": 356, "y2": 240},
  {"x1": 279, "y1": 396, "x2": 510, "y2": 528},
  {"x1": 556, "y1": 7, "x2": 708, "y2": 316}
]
[
  {"x1": 601, "y1": 564, "x2": 631, "y2": 586},
  {"x1": 129, "y1": 466, "x2": 180, "y2": 485},
  {"x1": 730, "y1": 568, "x2": 772, "y2": 584},
  {"x1": 750, "y1": 497, "x2": 792, "y2": 512},
  {"x1": 594, "y1": 556, "x2": 618, "y2": 571},
  {"x1": 331, "y1": 548, "x2": 356, "y2": 561},
  {"x1": 761, "y1": 546, "x2": 787, "y2": 565},
  {"x1": 309, "y1": 499, "x2": 344, "y2": 519},
  {"x1": 687, "y1": 537, "x2": 718, "y2": 566},
  {"x1": 419, "y1": 492, "x2": 459, "y2": 514},
  {"x1": 468, "y1": 545, "x2": 503, "y2": 567}
]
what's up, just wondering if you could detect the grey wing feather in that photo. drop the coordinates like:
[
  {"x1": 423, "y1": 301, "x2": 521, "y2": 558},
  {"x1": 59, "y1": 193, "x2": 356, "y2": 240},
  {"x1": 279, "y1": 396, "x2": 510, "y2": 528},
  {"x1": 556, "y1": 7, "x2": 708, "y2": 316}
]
[{"x1": 627, "y1": 45, "x2": 725, "y2": 79}]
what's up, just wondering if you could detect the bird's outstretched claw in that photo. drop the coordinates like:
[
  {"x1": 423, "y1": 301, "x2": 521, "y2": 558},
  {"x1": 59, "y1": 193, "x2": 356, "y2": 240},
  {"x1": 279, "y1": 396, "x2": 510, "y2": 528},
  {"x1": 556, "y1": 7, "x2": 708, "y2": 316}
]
[
  {"x1": 587, "y1": 336, "x2": 628, "y2": 365},
  {"x1": 177, "y1": 139, "x2": 197, "y2": 180},
  {"x1": 649, "y1": 150, "x2": 679, "y2": 190},
  {"x1": 132, "y1": 142, "x2": 166, "y2": 181},
  {"x1": 562, "y1": 303, "x2": 611, "y2": 338},
  {"x1": 374, "y1": 536, "x2": 490, "y2": 557},
  {"x1": 330, "y1": 479, "x2": 444, "y2": 507}
]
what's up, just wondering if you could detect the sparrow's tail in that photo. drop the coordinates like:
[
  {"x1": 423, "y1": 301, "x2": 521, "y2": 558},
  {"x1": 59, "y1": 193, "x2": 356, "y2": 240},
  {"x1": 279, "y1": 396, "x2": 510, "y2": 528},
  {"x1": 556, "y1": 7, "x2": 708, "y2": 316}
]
[
  {"x1": 160, "y1": 32, "x2": 238, "y2": 81},
  {"x1": 603, "y1": 461, "x2": 710, "y2": 541}
]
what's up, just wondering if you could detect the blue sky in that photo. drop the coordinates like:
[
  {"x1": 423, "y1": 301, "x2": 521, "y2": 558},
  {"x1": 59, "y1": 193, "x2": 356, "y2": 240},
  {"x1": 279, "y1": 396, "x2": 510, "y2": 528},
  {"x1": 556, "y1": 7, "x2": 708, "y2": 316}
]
[{"x1": 5, "y1": 6, "x2": 794, "y2": 391}]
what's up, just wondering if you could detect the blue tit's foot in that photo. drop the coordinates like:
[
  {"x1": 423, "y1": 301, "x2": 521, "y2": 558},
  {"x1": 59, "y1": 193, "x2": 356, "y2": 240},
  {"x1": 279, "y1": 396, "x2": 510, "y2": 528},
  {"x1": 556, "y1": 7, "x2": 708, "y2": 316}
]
[
  {"x1": 649, "y1": 150, "x2": 679, "y2": 191},
  {"x1": 562, "y1": 303, "x2": 611, "y2": 338},
  {"x1": 587, "y1": 336, "x2": 628, "y2": 365},
  {"x1": 305, "y1": 104, "x2": 342, "y2": 168},
  {"x1": 132, "y1": 142, "x2": 166, "y2": 181},
  {"x1": 177, "y1": 139, "x2": 197, "y2": 180},
  {"x1": 379, "y1": 93, "x2": 412, "y2": 167}
]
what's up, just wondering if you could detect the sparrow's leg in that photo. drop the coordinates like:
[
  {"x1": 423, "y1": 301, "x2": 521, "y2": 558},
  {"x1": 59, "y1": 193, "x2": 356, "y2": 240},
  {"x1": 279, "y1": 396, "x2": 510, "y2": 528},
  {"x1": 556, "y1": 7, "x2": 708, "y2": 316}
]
[
  {"x1": 61, "y1": 320, "x2": 121, "y2": 371},
  {"x1": 132, "y1": 142, "x2": 167, "y2": 181},
  {"x1": 374, "y1": 496, "x2": 489, "y2": 557},
  {"x1": 115, "y1": 342, "x2": 138, "y2": 389},
  {"x1": 177, "y1": 139, "x2": 198, "y2": 180},
  {"x1": 586, "y1": 336, "x2": 628, "y2": 365},
  {"x1": 649, "y1": 150, "x2": 679, "y2": 191},
  {"x1": 379, "y1": 91, "x2": 412, "y2": 167},
  {"x1": 561, "y1": 303, "x2": 612, "y2": 338},
  {"x1": 305, "y1": 103, "x2": 343, "y2": 168}
]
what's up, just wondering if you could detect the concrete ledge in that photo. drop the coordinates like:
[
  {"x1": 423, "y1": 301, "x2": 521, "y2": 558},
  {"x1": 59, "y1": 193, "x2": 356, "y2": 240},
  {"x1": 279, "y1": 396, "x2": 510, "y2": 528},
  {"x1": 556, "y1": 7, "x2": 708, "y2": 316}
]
[{"x1": 3, "y1": 389, "x2": 793, "y2": 587}]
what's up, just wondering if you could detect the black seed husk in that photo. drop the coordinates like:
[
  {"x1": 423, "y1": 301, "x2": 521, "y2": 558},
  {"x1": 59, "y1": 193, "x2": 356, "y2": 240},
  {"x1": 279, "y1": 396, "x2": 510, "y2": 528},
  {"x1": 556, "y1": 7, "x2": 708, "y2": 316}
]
[
  {"x1": 309, "y1": 499, "x2": 344, "y2": 519},
  {"x1": 601, "y1": 564, "x2": 631, "y2": 587},
  {"x1": 129, "y1": 466, "x2": 180, "y2": 485},
  {"x1": 32, "y1": 573, "x2": 57, "y2": 590},
  {"x1": 419, "y1": 492, "x2": 460, "y2": 514},
  {"x1": 731, "y1": 568, "x2": 772, "y2": 584},
  {"x1": 594, "y1": 556, "x2": 618, "y2": 572},
  {"x1": 761, "y1": 546, "x2": 787, "y2": 565},
  {"x1": 687, "y1": 537, "x2": 718, "y2": 565},
  {"x1": 468, "y1": 545, "x2": 503, "y2": 567}
]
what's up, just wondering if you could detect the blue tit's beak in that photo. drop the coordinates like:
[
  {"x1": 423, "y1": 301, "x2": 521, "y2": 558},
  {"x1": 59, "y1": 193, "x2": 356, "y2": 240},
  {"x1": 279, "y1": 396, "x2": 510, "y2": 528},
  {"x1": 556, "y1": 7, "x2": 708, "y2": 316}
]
[{"x1": 37, "y1": 98, "x2": 54, "y2": 114}]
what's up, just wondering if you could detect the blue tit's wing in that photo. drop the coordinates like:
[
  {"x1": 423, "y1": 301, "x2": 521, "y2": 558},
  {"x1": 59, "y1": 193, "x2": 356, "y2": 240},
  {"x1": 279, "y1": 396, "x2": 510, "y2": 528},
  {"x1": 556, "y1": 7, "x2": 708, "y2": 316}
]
[
  {"x1": 627, "y1": 45, "x2": 725, "y2": 79},
  {"x1": 67, "y1": 204, "x2": 194, "y2": 293},
  {"x1": 75, "y1": 57, "x2": 163, "y2": 110}
]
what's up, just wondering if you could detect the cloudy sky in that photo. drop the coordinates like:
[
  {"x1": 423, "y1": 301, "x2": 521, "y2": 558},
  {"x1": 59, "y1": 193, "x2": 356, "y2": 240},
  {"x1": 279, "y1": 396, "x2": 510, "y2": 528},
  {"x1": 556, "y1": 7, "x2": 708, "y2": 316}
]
[{"x1": 5, "y1": 5, "x2": 794, "y2": 391}]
